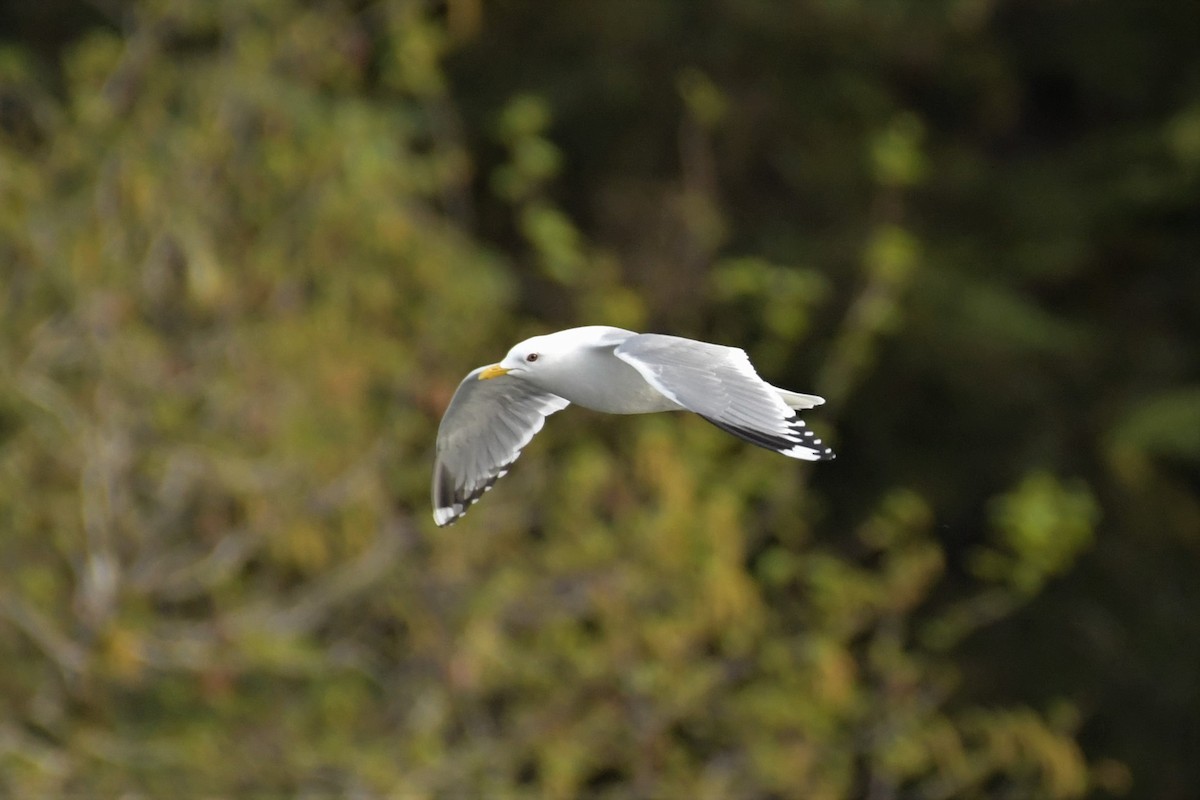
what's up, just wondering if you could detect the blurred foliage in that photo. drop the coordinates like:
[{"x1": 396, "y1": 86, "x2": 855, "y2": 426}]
[{"x1": 0, "y1": 0, "x2": 1196, "y2": 796}]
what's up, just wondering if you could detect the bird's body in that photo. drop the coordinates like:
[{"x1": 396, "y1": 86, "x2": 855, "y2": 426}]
[
  {"x1": 432, "y1": 326, "x2": 833, "y2": 526},
  {"x1": 512, "y1": 327, "x2": 680, "y2": 414}
]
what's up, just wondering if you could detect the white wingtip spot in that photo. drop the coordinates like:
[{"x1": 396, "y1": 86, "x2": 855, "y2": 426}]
[{"x1": 778, "y1": 444, "x2": 825, "y2": 461}]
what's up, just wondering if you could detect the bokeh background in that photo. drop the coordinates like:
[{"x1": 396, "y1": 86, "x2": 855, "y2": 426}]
[{"x1": 1, "y1": 0, "x2": 1197, "y2": 797}]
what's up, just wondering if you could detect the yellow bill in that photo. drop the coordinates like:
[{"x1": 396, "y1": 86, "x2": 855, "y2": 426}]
[{"x1": 478, "y1": 364, "x2": 511, "y2": 380}]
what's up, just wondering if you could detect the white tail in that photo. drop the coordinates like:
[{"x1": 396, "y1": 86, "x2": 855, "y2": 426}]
[{"x1": 772, "y1": 386, "x2": 825, "y2": 410}]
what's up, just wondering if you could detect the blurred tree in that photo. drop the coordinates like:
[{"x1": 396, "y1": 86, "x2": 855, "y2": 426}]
[{"x1": 0, "y1": 0, "x2": 1195, "y2": 796}]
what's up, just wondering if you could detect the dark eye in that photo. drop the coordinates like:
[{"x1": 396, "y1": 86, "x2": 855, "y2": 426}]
[{"x1": 525, "y1": 353, "x2": 539, "y2": 362}]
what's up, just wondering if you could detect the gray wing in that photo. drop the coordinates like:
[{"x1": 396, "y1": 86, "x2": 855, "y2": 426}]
[
  {"x1": 432, "y1": 367, "x2": 570, "y2": 526},
  {"x1": 614, "y1": 334, "x2": 834, "y2": 461}
]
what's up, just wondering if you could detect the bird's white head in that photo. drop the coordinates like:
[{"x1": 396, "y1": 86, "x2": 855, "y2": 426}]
[
  {"x1": 477, "y1": 326, "x2": 627, "y2": 382},
  {"x1": 476, "y1": 334, "x2": 550, "y2": 381}
]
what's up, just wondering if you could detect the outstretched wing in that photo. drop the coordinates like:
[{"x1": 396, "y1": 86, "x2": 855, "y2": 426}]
[
  {"x1": 614, "y1": 334, "x2": 834, "y2": 461},
  {"x1": 432, "y1": 367, "x2": 570, "y2": 526}
]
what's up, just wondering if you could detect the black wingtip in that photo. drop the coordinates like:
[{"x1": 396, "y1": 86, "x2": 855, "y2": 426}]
[
  {"x1": 701, "y1": 414, "x2": 836, "y2": 462},
  {"x1": 431, "y1": 461, "x2": 515, "y2": 527}
]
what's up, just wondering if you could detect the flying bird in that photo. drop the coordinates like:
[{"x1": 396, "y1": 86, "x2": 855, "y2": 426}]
[{"x1": 432, "y1": 326, "x2": 834, "y2": 526}]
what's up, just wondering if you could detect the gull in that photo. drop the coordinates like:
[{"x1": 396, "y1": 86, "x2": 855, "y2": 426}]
[{"x1": 432, "y1": 326, "x2": 834, "y2": 526}]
